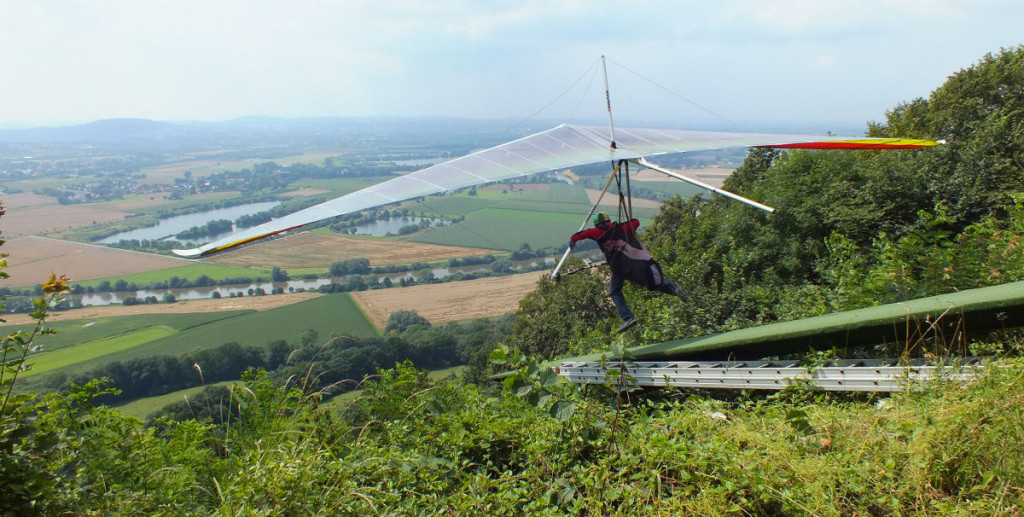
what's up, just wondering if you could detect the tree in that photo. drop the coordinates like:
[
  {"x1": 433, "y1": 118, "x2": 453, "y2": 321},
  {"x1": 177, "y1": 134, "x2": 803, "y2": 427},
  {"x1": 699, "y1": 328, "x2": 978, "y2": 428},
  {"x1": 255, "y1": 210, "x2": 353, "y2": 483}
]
[
  {"x1": 504, "y1": 258, "x2": 611, "y2": 359},
  {"x1": 266, "y1": 340, "x2": 293, "y2": 370},
  {"x1": 329, "y1": 258, "x2": 371, "y2": 276},
  {"x1": 385, "y1": 310, "x2": 431, "y2": 333},
  {"x1": 491, "y1": 259, "x2": 513, "y2": 273},
  {"x1": 870, "y1": 46, "x2": 1024, "y2": 225},
  {"x1": 300, "y1": 329, "x2": 319, "y2": 348},
  {"x1": 271, "y1": 267, "x2": 289, "y2": 282},
  {"x1": 415, "y1": 270, "x2": 435, "y2": 284}
]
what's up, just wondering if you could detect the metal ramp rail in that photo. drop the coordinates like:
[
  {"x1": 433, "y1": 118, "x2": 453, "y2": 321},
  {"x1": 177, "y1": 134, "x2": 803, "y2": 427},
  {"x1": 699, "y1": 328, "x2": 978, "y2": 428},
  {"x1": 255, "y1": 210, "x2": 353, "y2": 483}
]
[{"x1": 556, "y1": 358, "x2": 986, "y2": 392}]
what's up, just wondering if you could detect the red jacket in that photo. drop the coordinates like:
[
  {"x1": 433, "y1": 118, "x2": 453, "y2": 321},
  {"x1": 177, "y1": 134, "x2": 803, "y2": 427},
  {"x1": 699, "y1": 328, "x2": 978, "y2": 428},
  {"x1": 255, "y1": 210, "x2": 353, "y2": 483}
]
[{"x1": 570, "y1": 219, "x2": 639, "y2": 245}]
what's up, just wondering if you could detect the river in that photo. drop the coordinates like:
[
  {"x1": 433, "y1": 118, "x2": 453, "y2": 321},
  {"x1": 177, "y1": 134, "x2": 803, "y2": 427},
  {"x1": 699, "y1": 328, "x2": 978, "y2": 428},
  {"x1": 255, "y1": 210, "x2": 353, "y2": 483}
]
[
  {"x1": 99, "y1": 201, "x2": 281, "y2": 244},
  {"x1": 76, "y1": 258, "x2": 554, "y2": 307},
  {"x1": 100, "y1": 203, "x2": 448, "y2": 244}
]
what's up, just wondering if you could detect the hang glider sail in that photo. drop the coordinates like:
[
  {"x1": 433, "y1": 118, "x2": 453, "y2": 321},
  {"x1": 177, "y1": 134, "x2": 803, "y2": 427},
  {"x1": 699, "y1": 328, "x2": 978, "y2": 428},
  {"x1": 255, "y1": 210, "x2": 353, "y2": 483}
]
[{"x1": 171, "y1": 123, "x2": 940, "y2": 258}]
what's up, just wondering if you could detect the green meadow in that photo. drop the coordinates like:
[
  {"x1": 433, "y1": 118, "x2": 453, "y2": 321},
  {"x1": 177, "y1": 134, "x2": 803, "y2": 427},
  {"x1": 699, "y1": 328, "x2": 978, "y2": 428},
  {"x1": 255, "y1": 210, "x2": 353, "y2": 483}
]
[
  {"x1": 8, "y1": 312, "x2": 240, "y2": 353},
  {"x1": 136, "y1": 294, "x2": 379, "y2": 356},
  {"x1": 155, "y1": 151, "x2": 341, "y2": 177},
  {"x1": 23, "y1": 326, "x2": 177, "y2": 377},
  {"x1": 632, "y1": 180, "x2": 710, "y2": 199},
  {"x1": 286, "y1": 176, "x2": 395, "y2": 196},
  {"x1": 407, "y1": 201, "x2": 659, "y2": 251},
  {"x1": 405, "y1": 196, "x2": 496, "y2": 217},
  {"x1": 409, "y1": 208, "x2": 581, "y2": 250},
  {"x1": 18, "y1": 294, "x2": 379, "y2": 390}
]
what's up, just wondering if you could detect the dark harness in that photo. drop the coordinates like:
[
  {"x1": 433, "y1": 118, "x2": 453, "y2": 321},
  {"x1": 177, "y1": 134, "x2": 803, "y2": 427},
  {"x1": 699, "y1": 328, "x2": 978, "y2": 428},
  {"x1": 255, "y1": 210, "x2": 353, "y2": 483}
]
[{"x1": 594, "y1": 221, "x2": 664, "y2": 290}]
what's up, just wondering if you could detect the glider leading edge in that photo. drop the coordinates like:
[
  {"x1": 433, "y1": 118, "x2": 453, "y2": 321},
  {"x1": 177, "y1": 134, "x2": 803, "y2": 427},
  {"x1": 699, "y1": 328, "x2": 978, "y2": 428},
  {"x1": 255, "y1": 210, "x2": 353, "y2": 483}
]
[{"x1": 171, "y1": 124, "x2": 941, "y2": 258}]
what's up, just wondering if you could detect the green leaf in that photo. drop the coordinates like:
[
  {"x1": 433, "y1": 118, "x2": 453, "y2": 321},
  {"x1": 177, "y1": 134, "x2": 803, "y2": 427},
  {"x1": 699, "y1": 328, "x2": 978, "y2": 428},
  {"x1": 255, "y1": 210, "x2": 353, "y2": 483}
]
[
  {"x1": 488, "y1": 347, "x2": 507, "y2": 364},
  {"x1": 512, "y1": 378, "x2": 532, "y2": 397},
  {"x1": 549, "y1": 400, "x2": 576, "y2": 421},
  {"x1": 786, "y1": 408, "x2": 814, "y2": 435},
  {"x1": 528, "y1": 391, "x2": 552, "y2": 408},
  {"x1": 610, "y1": 343, "x2": 625, "y2": 359},
  {"x1": 538, "y1": 367, "x2": 560, "y2": 387}
]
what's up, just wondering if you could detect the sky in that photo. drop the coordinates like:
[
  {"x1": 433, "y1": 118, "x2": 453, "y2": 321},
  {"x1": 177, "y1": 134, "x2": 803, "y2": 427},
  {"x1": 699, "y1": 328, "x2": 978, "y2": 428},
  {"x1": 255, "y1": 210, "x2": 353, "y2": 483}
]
[{"x1": 1, "y1": 0, "x2": 1022, "y2": 133}]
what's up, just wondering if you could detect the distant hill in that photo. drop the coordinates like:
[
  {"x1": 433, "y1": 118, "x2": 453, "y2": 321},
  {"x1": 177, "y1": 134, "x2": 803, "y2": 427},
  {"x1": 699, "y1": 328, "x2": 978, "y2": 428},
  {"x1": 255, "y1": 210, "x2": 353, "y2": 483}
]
[
  {"x1": 0, "y1": 118, "x2": 190, "y2": 144},
  {"x1": 0, "y1": 116, "x2": 548, "y2": 150}
]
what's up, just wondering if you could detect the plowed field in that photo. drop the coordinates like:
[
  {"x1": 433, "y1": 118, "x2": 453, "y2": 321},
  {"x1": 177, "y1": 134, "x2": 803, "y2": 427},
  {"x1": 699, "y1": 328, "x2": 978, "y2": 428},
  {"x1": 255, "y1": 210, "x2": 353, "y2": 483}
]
[
  {"x1": 2, "y1": 236, "x2": 191, "y2": 286},
  {"x1": 1, "y1": 193, "x2": 135, "y2": 237},
  {"x1": 352, "y1": 271, "x2": 545, "y2": 327},
  {"x1": 2, "y1": 291, "x2": 322, "y2": 325}
]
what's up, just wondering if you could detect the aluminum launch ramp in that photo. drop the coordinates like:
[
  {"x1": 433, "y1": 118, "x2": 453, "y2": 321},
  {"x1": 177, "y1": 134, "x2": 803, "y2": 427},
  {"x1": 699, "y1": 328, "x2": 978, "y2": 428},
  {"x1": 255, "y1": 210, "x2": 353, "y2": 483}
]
[{"x1": 555, "y1": 358, "x2": 985, "y2": 392}]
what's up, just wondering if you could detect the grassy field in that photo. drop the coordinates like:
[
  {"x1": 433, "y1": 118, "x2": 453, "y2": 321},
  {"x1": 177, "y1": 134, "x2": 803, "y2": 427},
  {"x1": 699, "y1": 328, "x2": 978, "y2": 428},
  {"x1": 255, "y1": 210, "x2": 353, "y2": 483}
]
[
  {"x1": 9, "y1": 312, "x2": 241, "y2": 352},
  {"x1": 633, "y1": 180, "x2": 713, "y2": 199},
  {"x1": 397, "y1": 183, "x2": 599, "y2": 250},
  {"x1": 23, "y1": 326, "x2": 178, "y2": 377},
  {"x1": 72, "y1": 263, "x2": 270, "y2": 289},
  {"x1": 134, "y1": 152, "x2": 343, "y2": 185},
  {"x1": 408, "y1": 204, "x2": 658, "y2": 250},
  {"x1": 136, "y1": 294, "x2": 379, "y2": 356},
  {"x1": 286, "y1": 177, "x2": 395, "y2": 196},
  {"x1": 15, "y1": 294, "x2": 378, "y2": 391},
  {"x1": 404, "y1": 196, "x2": 496, "y2": 217},
  {"x1": 408, "y1": 209, "x2": 580, "y2": 250}
]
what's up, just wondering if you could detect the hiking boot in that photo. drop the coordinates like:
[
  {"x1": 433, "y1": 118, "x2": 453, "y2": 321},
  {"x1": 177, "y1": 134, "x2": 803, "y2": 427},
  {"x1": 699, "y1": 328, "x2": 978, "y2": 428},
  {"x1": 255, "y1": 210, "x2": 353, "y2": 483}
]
[
  {"x1": 617, "y1": 317, "x2": 638, "y2": 333},
  {"x1": 670, "y1": 283, "x2": 689, "y2": 302}
]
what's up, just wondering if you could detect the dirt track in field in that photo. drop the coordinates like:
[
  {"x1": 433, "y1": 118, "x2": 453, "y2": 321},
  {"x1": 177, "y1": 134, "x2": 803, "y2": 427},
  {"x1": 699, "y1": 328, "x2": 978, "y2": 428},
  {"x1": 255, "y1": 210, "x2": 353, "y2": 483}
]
[
  {"x1": 1, "y1": 291, "x2": 323, "y2": 325},
  {"x1": 1, "y1": 236, "x2": 191, "y2": 287},
  {"x1": 352, "y1": 271, "x2": 545, "y2": 327},
  {"x1": 206, "y1": 232, "x2": 501, "y2": 269}
]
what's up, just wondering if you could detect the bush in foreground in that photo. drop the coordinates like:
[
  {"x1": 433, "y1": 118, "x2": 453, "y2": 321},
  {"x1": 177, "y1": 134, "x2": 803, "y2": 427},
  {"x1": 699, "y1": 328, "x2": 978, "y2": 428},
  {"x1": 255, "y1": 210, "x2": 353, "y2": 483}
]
[{"x1": 6, "y1": 356, "x2": 1021, "y2": 514}]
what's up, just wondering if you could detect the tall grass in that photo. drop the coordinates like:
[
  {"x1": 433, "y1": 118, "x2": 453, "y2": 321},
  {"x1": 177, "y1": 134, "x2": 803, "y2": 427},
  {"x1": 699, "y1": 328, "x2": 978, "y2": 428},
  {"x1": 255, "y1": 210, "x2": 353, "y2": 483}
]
[{"x1": 52, "y1": 357, "x2": 1023, "y2": 514}]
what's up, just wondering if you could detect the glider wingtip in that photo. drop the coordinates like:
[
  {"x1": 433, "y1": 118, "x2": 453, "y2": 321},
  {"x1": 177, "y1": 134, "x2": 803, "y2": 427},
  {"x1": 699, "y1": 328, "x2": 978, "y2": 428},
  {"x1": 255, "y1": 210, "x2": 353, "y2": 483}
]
[{"x1": 172, "y1": 248, "x2": 203, "y2": 258}]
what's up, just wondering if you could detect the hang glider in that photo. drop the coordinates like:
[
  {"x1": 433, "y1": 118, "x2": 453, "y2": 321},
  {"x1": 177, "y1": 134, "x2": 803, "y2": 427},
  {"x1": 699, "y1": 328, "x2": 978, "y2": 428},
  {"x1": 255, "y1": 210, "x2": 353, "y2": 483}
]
[{"x1": 171, "y1": 123, "x2": 940, "y2": 258}]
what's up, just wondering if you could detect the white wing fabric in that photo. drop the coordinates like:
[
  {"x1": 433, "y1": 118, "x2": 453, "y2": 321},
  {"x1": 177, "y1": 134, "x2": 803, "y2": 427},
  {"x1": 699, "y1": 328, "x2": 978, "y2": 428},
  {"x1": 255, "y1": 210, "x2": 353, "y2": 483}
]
[{"x1": 173, "y1": 124, "x2": 938, "y2": 257}]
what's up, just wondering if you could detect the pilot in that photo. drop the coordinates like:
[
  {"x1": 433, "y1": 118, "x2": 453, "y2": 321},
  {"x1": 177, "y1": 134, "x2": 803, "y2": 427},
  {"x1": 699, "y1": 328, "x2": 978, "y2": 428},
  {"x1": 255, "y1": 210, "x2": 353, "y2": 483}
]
[{"x1": 570, "y1": 212, "x2": 688, "y2": 332}]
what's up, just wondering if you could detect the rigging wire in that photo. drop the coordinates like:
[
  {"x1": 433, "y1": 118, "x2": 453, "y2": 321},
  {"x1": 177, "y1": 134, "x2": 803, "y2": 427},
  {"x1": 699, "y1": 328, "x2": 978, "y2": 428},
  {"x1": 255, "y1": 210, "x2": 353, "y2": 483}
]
[
  {"x1": 569, "y1": 63, "x2": 601, "y2": 122},
  {"x1": 505, "y1": 57, "x2": 602, "y2": 134},
  {"x1": 604, "y1": 57, "x2": 752, "y2": 132}
]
